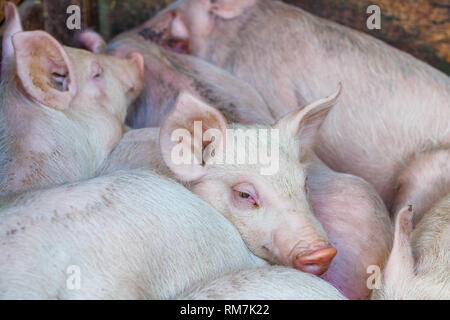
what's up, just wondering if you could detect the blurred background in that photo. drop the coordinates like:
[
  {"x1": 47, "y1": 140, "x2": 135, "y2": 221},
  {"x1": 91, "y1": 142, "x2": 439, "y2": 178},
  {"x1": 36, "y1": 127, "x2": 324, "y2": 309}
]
[{"x1": 0, "y1": 0, "x2": 449, "y2": 74}]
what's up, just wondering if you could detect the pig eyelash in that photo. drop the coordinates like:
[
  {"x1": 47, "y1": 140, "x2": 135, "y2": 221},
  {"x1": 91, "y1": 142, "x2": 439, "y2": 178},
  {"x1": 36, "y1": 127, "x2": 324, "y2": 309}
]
[
  {"x1": 92, "y1": 68, "x2": 103, "y2": 79},
  {"x1": 233, "y1": 190, "x2": 259, "y2": 208},
  {"x1": 90, "y1": 63, "x2": 104, "y2": 80},
  {"x1": 304, "y1": 176, "x2": 309, "y2": 195},
  {"x1": 232, "y1": 184, "x2": 260, "y2": 209}
]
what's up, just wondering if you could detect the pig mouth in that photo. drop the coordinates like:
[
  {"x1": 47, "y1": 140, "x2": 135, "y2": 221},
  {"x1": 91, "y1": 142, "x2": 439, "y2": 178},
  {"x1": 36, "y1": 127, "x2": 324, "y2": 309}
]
[{"x1": 138, "y1": 28, "x2": 190, "y2": 55}]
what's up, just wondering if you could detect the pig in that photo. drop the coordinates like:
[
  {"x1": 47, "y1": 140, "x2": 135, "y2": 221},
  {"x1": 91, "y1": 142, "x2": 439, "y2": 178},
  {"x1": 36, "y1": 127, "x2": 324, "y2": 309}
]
[
  {"x1": 146, "y1": 0, "x2": 450, "y2": 217},
  {"x1": 0, "y1": 2, "x2": 144, "y2": 196},
  {"x1": 0, "y1": 169, "x2": 265, "y2": 299},
  {"x1": 372, "y1": 196, "x2": 450, "y2": 299},
  {"x1": 103, "y1": 89, "x2": 340, "y2": 275},
  {"x1": 181, "y1": 266, "x2": 346, "y2": 300},
  {"x1": 77, "y1": 29, "x2": 274, "y2": 127},
  {"x1": 102, "y1": 88, "x2": 393, "y2": 299}
]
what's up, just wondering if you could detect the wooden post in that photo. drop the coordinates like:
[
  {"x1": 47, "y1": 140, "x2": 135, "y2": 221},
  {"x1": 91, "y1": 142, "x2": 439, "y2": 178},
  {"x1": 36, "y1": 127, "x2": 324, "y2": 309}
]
[
  {"x1": 42, "y1": 0, "x2": 99, "y2": 46},
  {"x1": 0, "y1": 0, "x2": 22, "y2": 24}
]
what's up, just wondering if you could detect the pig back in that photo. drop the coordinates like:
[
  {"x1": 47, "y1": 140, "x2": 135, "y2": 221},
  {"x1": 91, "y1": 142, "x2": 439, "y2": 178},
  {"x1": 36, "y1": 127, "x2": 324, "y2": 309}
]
[{"x1": 0, "y1": 169, "x2": 263, "y2": 299}]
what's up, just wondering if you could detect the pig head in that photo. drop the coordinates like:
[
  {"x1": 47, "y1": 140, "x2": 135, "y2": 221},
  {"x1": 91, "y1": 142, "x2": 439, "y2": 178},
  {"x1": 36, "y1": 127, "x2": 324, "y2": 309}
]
[
  {"x1": 0, "y1": 2, "x2": 144, "y2": 196},
  {"x1": 157, "y1": 87, "x2": 343, "y2": 275}
]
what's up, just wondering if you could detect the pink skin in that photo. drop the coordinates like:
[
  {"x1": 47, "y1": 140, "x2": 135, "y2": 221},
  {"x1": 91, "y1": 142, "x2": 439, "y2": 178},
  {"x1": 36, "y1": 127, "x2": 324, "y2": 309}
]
[
  {"x1": 157, "y1": 90, "x2": 341, "y2": 276},
  {"x1": 76, "y1": 29, "x2": 274, "y2": 127},
  {"x1": 104, "y1": 128, "x2": 392, "y2": 300},
  {"x1": 0, "y1": 2, "x2": 145, "y2": 196},
  {"x1": 392, "y1": 149, "x2": 450, "y2": 226},
  {"x1": 103, "y1": 85, "x2": 392, "y2": 298},
  {"x1": 372, "y1": 200, "x2": 450, "y2": 299},
  {"x1": 295, "y1": 247, "x2": 338, "y2": 275},
  {"x1": 307, "y1": 158, "x2": 392, "y2": 299},
  {"x1": 83, "y1": 19, "x2": 394, "y2": 297},
  {"x1": 1, "y1": 2, "x2": 23, "y2": 78},
  {"x1": 80, "y1": 8, "x2": 395, "y2": 297},
  {"x1": 145, "y1": 0, "x2": 450, "y2": 219}
]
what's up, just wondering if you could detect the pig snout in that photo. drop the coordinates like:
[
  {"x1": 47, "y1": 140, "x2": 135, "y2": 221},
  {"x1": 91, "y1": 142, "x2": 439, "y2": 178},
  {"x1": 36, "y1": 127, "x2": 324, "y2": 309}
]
[
  {"x1": 294, "y1": 246, "x2": 337, "y2": 276},
  {"x1": 271, "y1": 217, "x2": 336, "y2": 276}
]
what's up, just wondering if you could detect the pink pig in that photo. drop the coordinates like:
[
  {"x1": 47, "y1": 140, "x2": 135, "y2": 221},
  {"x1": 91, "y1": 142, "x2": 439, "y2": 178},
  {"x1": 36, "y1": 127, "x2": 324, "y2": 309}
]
[
  {"x1": 372, "y1": 197, "x2": 450, "y2": 299},
  {"x1": 0, "y1": 2, "x2": 144, "y2": 196},
  {"x1": 102, "y1": 88, "x2": 393, "y2": 299},
  {"x1": 145, "y1": 0, "x2": 450, "y2": 220},
  {"x1": 77, "y1": 29, "x2": 274, "y2": 127}
]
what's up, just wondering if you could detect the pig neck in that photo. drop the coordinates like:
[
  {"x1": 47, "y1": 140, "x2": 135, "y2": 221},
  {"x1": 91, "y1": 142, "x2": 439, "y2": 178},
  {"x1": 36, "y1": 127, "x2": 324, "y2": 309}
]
[{"x1": 0, "y1": 78, "x2": 114, "y2": 196}]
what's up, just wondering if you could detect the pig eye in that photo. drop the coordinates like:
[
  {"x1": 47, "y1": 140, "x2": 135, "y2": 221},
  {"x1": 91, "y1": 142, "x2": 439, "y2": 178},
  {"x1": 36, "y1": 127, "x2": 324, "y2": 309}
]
[
  {"x1": 238, "y1": 191, "x2": 250, "y2": 199},
  {"x1": 90, "y1": 62, "x2": 103, "y2": 80},
  {"x1": 304, "y1": 176, "x2": 309, "y2": 195},
  {"x1": 232, "y1": 183, "x2": 260, "y2": 209},
  {"x1": 92, "y1": 68, "x2": 103, "y2": 79}
]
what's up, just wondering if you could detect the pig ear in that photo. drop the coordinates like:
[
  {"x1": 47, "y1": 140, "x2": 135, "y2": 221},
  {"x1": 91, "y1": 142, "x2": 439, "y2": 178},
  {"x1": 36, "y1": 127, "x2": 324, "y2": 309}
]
[
  {"x1": 382, "y1": 205, "x2": 415, "y2": 284},
  {"x1": 275, "y1": 84, "x2": 342, "y2": 159},
  {"x1": 1, "y1": 2, "x2": 23, "y2": 77},
  {"x1": 160, "y1": 91, "x2": 227, "y2": 182},
  {"x1": 210, "y1": 0, "x2": 257, "y2": 19},
  {"x1": 12, "y1": 31, "x2": 77, "y2": 111},
  {"x1": 76, "y1": 30, "x2": 106, "y2": 54}
]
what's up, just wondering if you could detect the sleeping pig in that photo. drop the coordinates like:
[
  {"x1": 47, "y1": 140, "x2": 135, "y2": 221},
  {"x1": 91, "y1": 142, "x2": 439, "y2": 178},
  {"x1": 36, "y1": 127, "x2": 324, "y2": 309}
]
[
  {"x1": 102, "y1": 88, "x2": 393, "y2": 299},
  {"x1": 0, "y1": 2, "x2": 144, "y2": 197}
]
